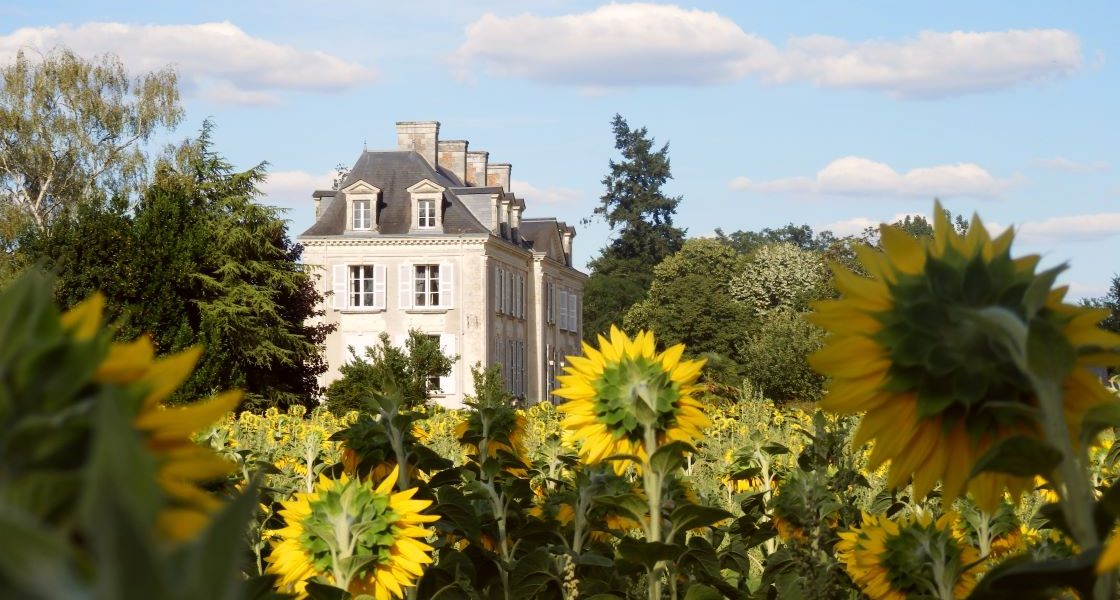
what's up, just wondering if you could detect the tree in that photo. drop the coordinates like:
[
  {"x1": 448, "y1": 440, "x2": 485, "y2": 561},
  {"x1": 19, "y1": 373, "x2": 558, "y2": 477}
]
[
  {"x1": 623, "y1": 239, "x2": 750, "y2": 365},
  {"x1": 738, "y1": 307, "x2": 827, "y2": 404},
  {"x1": 583, "y1": 114, "x2": 686, "y2": 339},
  {"x1": 325, "y1": 331, "x2": 454, "y2": 413},
  {"x1": 730, "y1": 242, "x2": 831, "y2": 316},
  {"x1": 715, "y1": 223, "x2": 837, "y2": 255},
  {"x1": 28, "y1": 124, "x2": 333, "y2": 409},
  {"x1": 1084, "y1": 274, "x2": 1120, "y2": 335},
  {"x1": 0, "y1": 48, "x2": 182, "y2": 229}
]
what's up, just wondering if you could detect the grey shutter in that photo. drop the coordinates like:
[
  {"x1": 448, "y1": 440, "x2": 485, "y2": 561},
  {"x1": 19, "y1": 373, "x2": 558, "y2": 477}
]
[
  {"x1": 569, "y1": 293, "x2": 578, "y2": 334},
  {"x1": 333, "y1": 264, "x2": 348, "y2": 310},
  {"x1": 373, "y1": 265, "x2": 386, "y2": 309},
  {"x1": 559, "y1": 289, "x2": 568, "y2": 332}
]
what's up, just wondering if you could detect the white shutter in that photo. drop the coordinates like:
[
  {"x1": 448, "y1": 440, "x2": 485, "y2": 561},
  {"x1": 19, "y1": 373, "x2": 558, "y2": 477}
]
[
  {"x1": 439, "y1": 333, "x2": 457, "y2": 396},
  {"x1": 548, "y1": 282, "x2": 555, "y2": 324},
  {"x1": 398, "y1": 264, "x2": 412, "y2": 309},
  {"x1": 439, "y1": 262, "x2": 453, "y2": 308},
  {"x1": 569, "y1": 293, "x2": 578, "y2": 334},
  {"x1": 373, "y1": 265, "x2": 386, "y2": 310},
  {"x1": 333, "y1": 265, "x2": 348, "y2": 310},
  {"x1": 559, "y1": 289, "x2": 569, "y2": 332}
]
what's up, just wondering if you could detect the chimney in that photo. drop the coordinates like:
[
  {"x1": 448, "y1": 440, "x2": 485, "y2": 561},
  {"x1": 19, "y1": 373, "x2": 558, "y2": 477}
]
[
  {"x1": 465, "y1": 150, "x2": 488, "y2": 186},
  {"x1": 488, "y1": 193, "x2": 501, "y2": 232},
  {"x1": 510, "y1": 198, "x2": 523, "y2": 242},
  {"x1": 487, "y1": 163, "x2": 511, "y2": 193},
  {"x1": 438, "y1": 140, "x2": 468, "y2": 184},
  {"x1": 395, "y1": 121, "x2": 439, "y2": 167},
  {"x1": 561, "y1": 225, "x2": 574, "y2": 267},
  {"x1": 498, "y1": 195, "x2": 512, "y2": 239}
]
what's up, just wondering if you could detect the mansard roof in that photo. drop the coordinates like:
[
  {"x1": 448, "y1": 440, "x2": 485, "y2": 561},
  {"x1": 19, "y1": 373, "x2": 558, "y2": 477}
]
[{"x1": 300, "y1": 151, "x2": 489, "y2": 236}]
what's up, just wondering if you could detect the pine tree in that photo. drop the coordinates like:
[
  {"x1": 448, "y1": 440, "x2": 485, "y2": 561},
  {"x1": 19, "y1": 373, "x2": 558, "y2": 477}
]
[
  {"x1": 583, "y1": 114, "x2": 685, "y2": 341},
  {"x1": 29, "y1": 123, "x2": 334, "y2": 409}
]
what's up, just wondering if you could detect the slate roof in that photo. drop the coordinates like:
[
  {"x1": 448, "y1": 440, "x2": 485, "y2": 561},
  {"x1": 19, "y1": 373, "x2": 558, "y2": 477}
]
[
  {"x1": 300, "y1": 151, "x2": 489, "y2": 236},
  {"x1": 519, "y1": 218, "x2": 571, "y2": 263}
]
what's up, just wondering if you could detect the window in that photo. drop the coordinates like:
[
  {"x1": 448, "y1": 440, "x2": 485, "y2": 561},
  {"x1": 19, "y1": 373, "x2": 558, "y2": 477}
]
[
  {"x1": 426, "y1": 334, "x2": 442, "y2": 392},
  {"x1": 414, "y1": 265, "x2": 440, "y2": 307},
  {"x1": 349, "y1": 265, "x2": 375, "y2": 307},
  {"x1": 417, "y1": 198, "x2": 436, "y2": 229},
  {"x1": 352, "y1": 199, "x2": 371, "y2": 230},
  {"x1": 559, "y1": 288, "x2": 569, "y2": 331}
]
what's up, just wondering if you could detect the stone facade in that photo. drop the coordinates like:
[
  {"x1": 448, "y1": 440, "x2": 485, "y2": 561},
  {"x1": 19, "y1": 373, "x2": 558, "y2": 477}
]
[{"x1": 300, "y1": 121, "x2": 586, "y2": 408}]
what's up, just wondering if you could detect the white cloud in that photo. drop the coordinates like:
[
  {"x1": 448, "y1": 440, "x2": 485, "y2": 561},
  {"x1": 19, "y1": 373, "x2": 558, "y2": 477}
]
[
  {"x1": 511, "y1": 178, "x2": 585, "y2": 207},
  {"x1": 452, "y1": 4, "x2": 1081, "y2": 98},
  {"x1": 817, "y1": 217, "x2": 878, "y2": 237},
  {"x1": 260, "y1": 170, "x2": 335, "y2": 209},
  {"x1": 1031, "y1": 157, "x2": 1110, "y2": 173},
  {"x1": 1016, "y1": 213, "x2": 1120, "y2": 244},
  {"x1": 730, "y1": 156, "x2": 1009, "y2": 199},
  {"x1": 0, "y1": 22, "x2": 377, "y2": 105},
  {"x1": 452, "y1": 4, "x2": 775, "y2": 86}
]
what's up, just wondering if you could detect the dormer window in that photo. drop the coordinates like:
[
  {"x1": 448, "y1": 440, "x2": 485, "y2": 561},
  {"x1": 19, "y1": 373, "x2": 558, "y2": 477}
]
[
  {"x1": 417, "y1": 199, "x2": 436, "y2": 228},
  {"x1": 353, "y1": 199, "x2": 371, "y2": 230},
  {"x1": 406, "y1": 179, "x2": 446, "y2": 233},
  {"x1": 341, "y1": 180, "x2": 381, "y2": 234}
]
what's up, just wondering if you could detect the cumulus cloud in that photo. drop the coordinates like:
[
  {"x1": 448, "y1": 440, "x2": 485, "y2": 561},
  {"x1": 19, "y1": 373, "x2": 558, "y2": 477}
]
[
  {"x1": 1031, "y1": 157, "x2": 1110, "y2": 173},
  {"x1": 1016, "y1": 213, "x2": 1120, "y2": 244},
  {"x1": 730, "y1": 156, "x2": 1009, "y2": 199},
  {"x1": 0, "y1": 22, "x2": 377, "y2": 105},
  {"x1": 511, "y1": 178, "x2": 585, "y2": 207},
  {"x1": 260, "y1": 169, "x2": 335, "y2": 209},
  {"x1": 452, "y1": 4, "x2": 1082, "y2": 98}
]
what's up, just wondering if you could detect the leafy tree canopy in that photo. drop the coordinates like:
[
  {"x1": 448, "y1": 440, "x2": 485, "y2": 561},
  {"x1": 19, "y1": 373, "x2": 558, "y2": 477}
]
[
  {"x1": 623, "y1": 238, "x2": 750, "y2": 364},
  {"x1": 0, "y1": 47, "x2": 182, "y2": 230},
  {"x1": 325, "y1": 331, "x2": 454, "y2": 414},
  {"x1": 26, "y1": 123, "x2": 332, "y2": 409},
  {"x1": 715, "y1": 223, "x2": 838, "y2": 255}
]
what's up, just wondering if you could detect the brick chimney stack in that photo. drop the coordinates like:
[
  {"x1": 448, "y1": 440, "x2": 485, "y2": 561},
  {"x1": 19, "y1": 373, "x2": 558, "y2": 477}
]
[{"x1": 438, "y1": 140, "x2": 468, "y2": 184}]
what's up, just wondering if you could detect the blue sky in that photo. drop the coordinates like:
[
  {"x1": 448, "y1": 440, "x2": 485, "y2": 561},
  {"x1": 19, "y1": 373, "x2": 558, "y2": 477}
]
[{"x1": 3, "y1": 1, "x2": 1118, "y2": 298}]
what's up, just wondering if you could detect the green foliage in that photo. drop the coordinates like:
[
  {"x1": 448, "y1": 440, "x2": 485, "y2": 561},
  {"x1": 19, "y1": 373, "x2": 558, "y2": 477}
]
[
  {"x1": 1084, "y1": 273, "x2": 1120, "y2": 335},
  {"x1": 0, "y1": 47, "x2": 183, "y2": 230},
  {"x1": 730, "y1": 242, "x2": 830, "y2": 316},
  {"x1": 325, "y1": 330, "x2": 453, "y2": 414},
  {"x1": 25, "y1": 123, "x2": 333, "y2": 409},
  {"x1": 584, "y1": 114, "x2": 686, "y2": 340},
  {"x1": 714, "y1": 223, "x2": 838, "y2": 255},
  {"x1": 624, "y1": 239, "x2": 750, "y2": 368},
  {"x1": 738, "y1": 307, "x2": 827, "y2": 404}
]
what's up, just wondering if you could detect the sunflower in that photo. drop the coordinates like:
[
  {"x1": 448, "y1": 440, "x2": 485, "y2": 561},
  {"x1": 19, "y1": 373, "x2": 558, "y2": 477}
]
[
  {"x1": 454, "y1": 410, "x2": 530, "y2": 475},
  {"x1": 838, "y1": 511, "x2": 982, "y2": 600},
  {"x1": 61, "y1": 294, "x2": 241, "y2": 540},
  {"x1": 553, "y1": 326, "x2": 708, "y2": 472},
  {"x1": 810, "y1": 204, "x2": 1120, "y2": 511},
  {"x1": 267, "y1": 467, "x2": 438, "y2": 599}
]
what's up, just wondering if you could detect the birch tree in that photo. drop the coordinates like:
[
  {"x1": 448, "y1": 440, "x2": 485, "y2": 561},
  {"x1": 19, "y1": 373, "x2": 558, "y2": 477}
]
[{"x1": 0, "y1": 47, "x2": 182, "y2": 229}]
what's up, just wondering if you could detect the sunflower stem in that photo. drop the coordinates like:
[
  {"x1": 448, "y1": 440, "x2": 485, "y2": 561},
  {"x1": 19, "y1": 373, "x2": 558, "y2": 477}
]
[
  {"x1": 643, "y1": 425, "x2": 664, "y2": 600},
  {"x1": 1033, "y1": 376, "x2": 1102, "y2": 577}
]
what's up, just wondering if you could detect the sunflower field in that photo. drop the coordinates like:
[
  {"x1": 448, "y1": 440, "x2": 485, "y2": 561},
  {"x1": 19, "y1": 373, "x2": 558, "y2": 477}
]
[{"x1": 5, "y1": 206, "x2": 1120, "y2": 599}]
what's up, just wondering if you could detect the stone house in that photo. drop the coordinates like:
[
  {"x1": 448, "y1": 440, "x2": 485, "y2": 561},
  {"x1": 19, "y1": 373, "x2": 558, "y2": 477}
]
[{"x1": 299, "y1": 121, "x2": 586, "y2": 408}]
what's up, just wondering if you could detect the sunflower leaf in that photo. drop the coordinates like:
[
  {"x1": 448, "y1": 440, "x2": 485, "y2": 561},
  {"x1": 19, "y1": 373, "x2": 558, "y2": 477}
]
[
  {"x1": 1023, "y1": 265, "x2": 1067, "y2": 318},
  {"x1": 1080, "y1": 403, "x2": 1120, "y2": 448},
  {"x1": 649, "y1": 441, "x2": 697, "y2": 475},
  {"x1": 1026, "y1": 319, "x2": 1077, "y2": 381},
  {"x1": 969, "y1": 435, "x2": 1062, "y2": 478}
]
